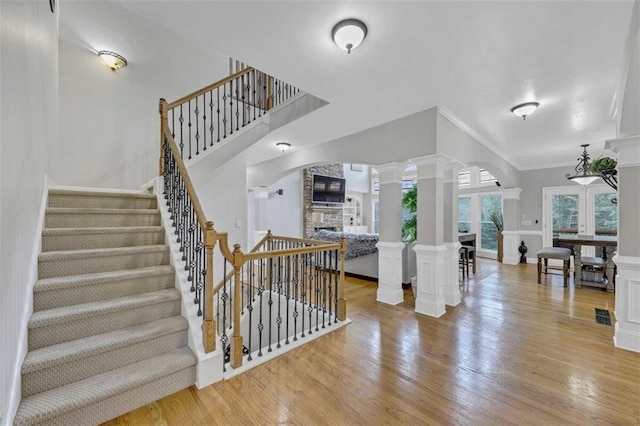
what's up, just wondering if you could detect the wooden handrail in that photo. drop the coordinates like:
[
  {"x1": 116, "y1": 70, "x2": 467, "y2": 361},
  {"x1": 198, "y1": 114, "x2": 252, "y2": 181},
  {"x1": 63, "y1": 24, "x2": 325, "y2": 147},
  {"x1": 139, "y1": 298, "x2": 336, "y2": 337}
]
[
  {"x1": 244, "y1": 243, "x2": 341, "y2": 262},
  {"x1": 167, "y1": 67, "x2": 256, "y2": 110},
  {"x1": 160, "y1": 119, "x2": 209, "y2": 230},
  {"x1": 267, "y1": 234, "x2": 339, "y2": 246}
]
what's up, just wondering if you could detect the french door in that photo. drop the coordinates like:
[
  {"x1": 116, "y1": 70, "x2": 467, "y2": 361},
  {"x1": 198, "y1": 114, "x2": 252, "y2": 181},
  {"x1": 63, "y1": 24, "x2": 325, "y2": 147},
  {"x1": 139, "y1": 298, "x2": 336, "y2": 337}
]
[{"x1": 543, "y1": 184, "x2": 617, "y2": 257}]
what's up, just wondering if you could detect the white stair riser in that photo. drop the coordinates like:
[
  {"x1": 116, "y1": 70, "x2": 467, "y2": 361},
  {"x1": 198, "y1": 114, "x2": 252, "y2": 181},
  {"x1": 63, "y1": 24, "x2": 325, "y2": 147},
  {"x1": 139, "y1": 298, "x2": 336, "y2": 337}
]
[
  {"x1": 42, "y1": 230, "x2": 165, "y2": 251},
  {"x1": 34, "y1": 272, "x2": 175, "y2": 311},
  {"x1": 28, "y1": 299, "x2": 181, "y2": 350},
  {"x1": 45, "y1": 212, "x2": 161, "y2": 228},
  {"x1": 22, "y1": 330, "x2": 187, "y2": 397},
  {"x1": 38, "y1": 249, "x2": 169, "y2": 279},
  {"x1": 48, "y1": 193, "x2": 157, "y2": 210}
]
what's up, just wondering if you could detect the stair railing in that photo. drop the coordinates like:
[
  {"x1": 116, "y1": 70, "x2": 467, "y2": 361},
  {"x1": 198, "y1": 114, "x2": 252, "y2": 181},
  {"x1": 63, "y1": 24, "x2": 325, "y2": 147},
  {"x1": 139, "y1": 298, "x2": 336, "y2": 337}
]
[
  {"x1": 160, "y1": 67, "x2": 300, "y2": 164},
  {"x1": 215, "y1": 231, "x2": 347, "y2": 370},
  {"x1": 159, "y1": 69, "x2": 340, "y2": 362}
]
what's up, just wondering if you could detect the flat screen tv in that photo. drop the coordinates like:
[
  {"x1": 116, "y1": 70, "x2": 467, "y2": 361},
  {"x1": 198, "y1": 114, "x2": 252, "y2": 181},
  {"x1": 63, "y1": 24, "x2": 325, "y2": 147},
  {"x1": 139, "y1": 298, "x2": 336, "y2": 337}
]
[{"x1": 312, "y1": 174, "x2": 346, "y2": 204}]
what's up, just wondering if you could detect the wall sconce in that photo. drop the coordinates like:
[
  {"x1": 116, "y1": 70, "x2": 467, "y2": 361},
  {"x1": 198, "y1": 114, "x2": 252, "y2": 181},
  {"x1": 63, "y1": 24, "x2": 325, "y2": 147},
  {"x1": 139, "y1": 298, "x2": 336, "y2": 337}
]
[
  {"x1": 276, "y1": 142, "x2": 291, "y2": 152},
  {"x1": 98, "y1": 50, "x2": 127, "y2": 71},
  {"x1": 274, "y1": 189, "x2": 284, "y2": 196},
  {"x1": 332, "y1": 18, "x2": 368, "y2": 54}
]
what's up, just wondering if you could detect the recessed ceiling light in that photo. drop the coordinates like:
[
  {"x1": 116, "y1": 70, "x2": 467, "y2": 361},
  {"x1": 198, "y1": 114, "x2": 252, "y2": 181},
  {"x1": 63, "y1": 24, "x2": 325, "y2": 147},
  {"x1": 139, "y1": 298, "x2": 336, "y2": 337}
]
[
  {"x1": 511, "y1": 102, "x2": 539, "y2": 120},
  {"x1": 276, "y1": 142, "x2": 291, "y2": 152},
  {"x1": 332, "y1": 19, "x2": 368, "y2": 54},
  {"x1": 98, "y1": 50, "x2": 127, "y2": 71}
]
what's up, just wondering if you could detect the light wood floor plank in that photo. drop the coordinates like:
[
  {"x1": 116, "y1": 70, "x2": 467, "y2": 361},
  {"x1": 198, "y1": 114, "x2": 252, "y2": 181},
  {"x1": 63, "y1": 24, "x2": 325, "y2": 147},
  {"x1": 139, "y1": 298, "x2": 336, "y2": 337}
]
[{"x1": 102, "y1": 260, "x2": 640, "y2": 425}]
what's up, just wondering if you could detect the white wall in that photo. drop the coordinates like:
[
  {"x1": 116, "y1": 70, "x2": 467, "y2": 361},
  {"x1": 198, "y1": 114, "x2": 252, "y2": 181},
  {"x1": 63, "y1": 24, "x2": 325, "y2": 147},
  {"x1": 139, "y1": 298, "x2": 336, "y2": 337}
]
[
  {"x1": 264, "y1": 171, "x2": 303, "y2": 237},
  {"x1": 0, "y1": 0, "x2": 58, "y2": 422},
  {"x1": 343, "y1": 163, "x2": 370, "y2": 193},
  {"x1": 189, "y1": 152, "x2": 249, "y2": 281},
  {"x1": 54, "y1": 1, "x2": 230, "y2": 189}
]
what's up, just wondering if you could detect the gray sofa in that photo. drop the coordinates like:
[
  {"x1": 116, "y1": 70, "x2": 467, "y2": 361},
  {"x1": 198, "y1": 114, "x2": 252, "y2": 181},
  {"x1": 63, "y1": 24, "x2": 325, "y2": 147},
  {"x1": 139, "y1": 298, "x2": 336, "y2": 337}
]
[{"x1": 311, "y1": 230, "x2": 416, "y2": 284}]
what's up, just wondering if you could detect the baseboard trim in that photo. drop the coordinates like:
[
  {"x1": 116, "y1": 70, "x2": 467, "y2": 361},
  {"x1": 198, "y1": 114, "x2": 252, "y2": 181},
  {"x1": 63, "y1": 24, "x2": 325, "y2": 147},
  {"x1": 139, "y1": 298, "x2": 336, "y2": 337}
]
[
  {"x1": 7, "y1": 175, "x2": 49, "y2": 425},
  {"x1": 344, "y1": 271, "x2": 378, "y2": 283}
]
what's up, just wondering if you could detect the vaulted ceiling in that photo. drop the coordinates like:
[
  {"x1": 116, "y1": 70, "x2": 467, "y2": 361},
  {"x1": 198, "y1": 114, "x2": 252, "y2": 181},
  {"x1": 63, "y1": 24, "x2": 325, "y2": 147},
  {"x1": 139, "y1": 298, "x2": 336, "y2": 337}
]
[{"x1": 113, "y1": 1, "x2": 634, "y2": 170}]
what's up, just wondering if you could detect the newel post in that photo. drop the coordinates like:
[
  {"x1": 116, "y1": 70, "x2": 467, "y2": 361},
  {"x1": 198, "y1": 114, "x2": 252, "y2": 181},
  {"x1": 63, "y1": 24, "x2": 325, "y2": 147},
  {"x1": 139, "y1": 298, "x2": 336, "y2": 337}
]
[
  {"x1": 158, "y1": 98, "x2": 168, "y2": 176},
  {"x1": 337, "y1": 236, "x2": 347, "y2": 321},
  {"x1": 231, "y1": 244, "x2": 244, "y2": 368},
  {"x1": 202, "y1": 221, "x2": 217, "y2": 353}
]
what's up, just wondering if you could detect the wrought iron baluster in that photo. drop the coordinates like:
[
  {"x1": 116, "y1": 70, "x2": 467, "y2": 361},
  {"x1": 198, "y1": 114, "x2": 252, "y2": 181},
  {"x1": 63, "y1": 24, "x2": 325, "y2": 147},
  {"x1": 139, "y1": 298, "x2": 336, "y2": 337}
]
[
  {"x1": 241, "y1": 73, "x2": 246, "y2": 127},
  {"x1": 315, "y1": 253, "x2": 320, "y2": 332},
  {"x1": 229, "y1": 80, "x2": 234, "y2": 135},
  {"x1": 276, "y1": 255, "x2": 282, "y2": 349},
  {"x1": 217, "y1": 87, "x2": 221, "y2": 142},
  {"x1": 322, "y1": 251, "x2": 327, "y2": 329},
  {"x1": 202, "y1": 94, "x2": 206, "y2": 152},
  {"x1": 179, "y1": 105, "x2": 184, "y2": 158},
  {"x1": 194, "y1": 98, "x2": 200, "y2": 156},
  {"x1": 285, "y1": 255, "x2": 291, "y2": 345},
  {"x1": 221, "y1": 261, "x2": 229, "y2": 371},
  {"x1": 223, "y1": 83, "x2": 228, "y2": 139},
  {"x1": 258, "y1": 257, "x2": 264, "y2": 357},
  {"x1": 292, "y1": 254, "x2": 299, "y2": 341},
  {"x1": 188, "y1": 100, "x2": 192, "y2": 160},
  {"x1": 247, "y1": 261, "x2": 253, "y2": 361},
  {"x1": 267, "y1": 257, "x2": 273, "y2": 353},
  {"x1": 209, "y1": 90, "x2": 214, "y2": 147},
  {"x1": 301, "y1": 253, "x2": 307, "y2": 338},
  {"x1": 252, "y1": 70, "x2": 257, "y2": 121},
  {"x1": 235, "y1": 77, "x2": 240, "y2": 131}
]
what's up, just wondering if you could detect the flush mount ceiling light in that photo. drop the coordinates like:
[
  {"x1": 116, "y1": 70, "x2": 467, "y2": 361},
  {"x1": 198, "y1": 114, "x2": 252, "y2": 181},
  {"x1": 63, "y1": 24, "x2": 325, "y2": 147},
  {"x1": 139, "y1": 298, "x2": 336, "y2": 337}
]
[
  {"x1": 332, "y1": 18, "x2": 368, "y2": 54},
  {"x1": 276, "y1": 142, "x2": 291, "y2": 153},
  {"x1": 98, "y1": 50, "x2": 127, "y2": 71},
  {"x1": 565, "y1": 144, "x2": 601, "y2": 186},
  {"x1": 511, "y1": 102, "x2": 539, "y2": 120}
]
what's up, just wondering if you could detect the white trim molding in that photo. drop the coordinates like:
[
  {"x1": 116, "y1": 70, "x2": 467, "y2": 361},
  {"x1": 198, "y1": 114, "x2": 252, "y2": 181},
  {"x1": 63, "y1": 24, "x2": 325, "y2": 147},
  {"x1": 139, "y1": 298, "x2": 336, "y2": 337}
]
[
  {"x1": 411, "y1": 154, "x2": 454, "y2": 180},
  {"x1": 518, "y1": 230, "x2": 543, "y2": 237},
  {"x1": 374, "y1": 162, "x2": 406, "y2": 184},
  {"x1": 605, "y1": 135, "x2": 640, "y2": 168},
  {"x1": 413, "y1": 244, "x2": 448, "y2": 317},
  {"x1": 613, "y1": 254, "x2": 640, "y2": 353},
  {"x1": 500, "y1": 187, "x2": 523, "y2": 200},
  {"x1": 501, "y1": 230, "x2": 520, "y2": 265},
  {"x1": 443, "y1": 242, "x2": 462, "y2": 306},
  {"x1": 375, "y1": 241, "x2": 405, "y2": 305}
]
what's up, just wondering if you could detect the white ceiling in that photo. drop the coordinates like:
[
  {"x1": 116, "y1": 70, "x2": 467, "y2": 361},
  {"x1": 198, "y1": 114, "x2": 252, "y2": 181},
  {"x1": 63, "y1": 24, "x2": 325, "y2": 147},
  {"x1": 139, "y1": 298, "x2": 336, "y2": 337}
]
[{"x1": 111, "y1": 0, "x2": 634, "y2": 170}]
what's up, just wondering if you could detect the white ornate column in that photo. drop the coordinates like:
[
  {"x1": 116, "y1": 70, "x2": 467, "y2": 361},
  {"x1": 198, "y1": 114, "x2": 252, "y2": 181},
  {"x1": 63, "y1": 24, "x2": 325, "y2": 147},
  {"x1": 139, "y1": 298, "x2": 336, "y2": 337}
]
[
  {"x1": 606, "y1": 136, "x2": 640, "y2": 353},
  {"x1": 442, "y1": 160, "x2": 465, "y2": 306},
  {"x1": 412, "y1": 155, "x2": 449, "y2": 317},
  {"x1": 501, "y1": 187, "x2": 523, "y2": 265},
  {"x1": 375, "y1": 162, "x2": 406, "y2": 305}
]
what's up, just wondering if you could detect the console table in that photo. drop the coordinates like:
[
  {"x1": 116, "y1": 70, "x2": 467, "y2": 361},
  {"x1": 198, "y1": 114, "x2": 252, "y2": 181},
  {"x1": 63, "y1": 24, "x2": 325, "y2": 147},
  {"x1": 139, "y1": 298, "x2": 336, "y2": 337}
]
[{"x1": 556, "y1": 234, "x2": 617, "y2": 292}]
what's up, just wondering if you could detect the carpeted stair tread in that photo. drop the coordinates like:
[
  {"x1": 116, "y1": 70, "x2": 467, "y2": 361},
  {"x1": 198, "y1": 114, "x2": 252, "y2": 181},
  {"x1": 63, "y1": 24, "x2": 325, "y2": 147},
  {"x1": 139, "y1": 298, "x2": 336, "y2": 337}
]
[
  {"x1": 14, "y1": 347, "x2": 196, "y2": 425},
  {"x1": 48, "y1": 189, "x2": 156, "y2": 200},
  {"x1": 45, "y1": 207, "x2": 160, "y2": 215},
  {"x1": 28, "y1": 289, "x2": 180, "y2": 329},
  {"x1": 42, "y1": 226, "x2": 163, "y2": 236},
  {"x1": 22, "y1": 316, "x2": 188, "y2": 374},
  {"x1": 34, "y1": 265, "x2": 174, "y2": 293},
  {"x1": 39, "y1": 244, "x2": 168, "y2": 262}
]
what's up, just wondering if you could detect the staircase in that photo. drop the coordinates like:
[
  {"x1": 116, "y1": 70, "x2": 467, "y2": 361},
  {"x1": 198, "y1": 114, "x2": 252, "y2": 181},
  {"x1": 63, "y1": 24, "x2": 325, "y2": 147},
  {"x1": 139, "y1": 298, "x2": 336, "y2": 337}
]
[{"x1": 14, "y1": 189, "x2": 196, "y2": 426}]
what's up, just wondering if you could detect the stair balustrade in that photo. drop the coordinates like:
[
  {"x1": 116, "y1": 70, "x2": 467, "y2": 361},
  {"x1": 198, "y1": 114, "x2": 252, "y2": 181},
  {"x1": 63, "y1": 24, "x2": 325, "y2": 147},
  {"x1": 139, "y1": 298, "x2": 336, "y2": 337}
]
[{"x1": 159, "y1": 69, "x2": 344, "y2": 363}]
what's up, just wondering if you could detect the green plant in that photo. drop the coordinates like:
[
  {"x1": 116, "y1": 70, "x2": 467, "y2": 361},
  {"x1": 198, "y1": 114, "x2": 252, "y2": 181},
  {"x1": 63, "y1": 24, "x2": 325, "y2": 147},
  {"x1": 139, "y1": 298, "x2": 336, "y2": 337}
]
[
  {"x1": 488, "y1": 211, "x2": 503, "y2": 231},
  {"x1": 590, "y1": 156, "x2": 617, "y2": 173},
  {"x1": 402, "y1": 184, "x2": 417, "y2": 242}
]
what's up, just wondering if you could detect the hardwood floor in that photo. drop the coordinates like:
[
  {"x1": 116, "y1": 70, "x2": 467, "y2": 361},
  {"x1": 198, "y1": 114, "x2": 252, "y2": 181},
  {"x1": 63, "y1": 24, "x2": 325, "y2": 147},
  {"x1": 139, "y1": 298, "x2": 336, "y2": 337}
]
[{"x1": 103, "y1": 259, "x2": 639, "y2": 425}]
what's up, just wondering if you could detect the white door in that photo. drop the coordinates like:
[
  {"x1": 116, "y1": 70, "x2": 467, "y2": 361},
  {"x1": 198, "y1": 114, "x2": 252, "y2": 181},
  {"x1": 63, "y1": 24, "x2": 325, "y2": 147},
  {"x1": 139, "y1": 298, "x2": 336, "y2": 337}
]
[{"x1": 543, "y1": 184, "x2": 616, "y2": 257}]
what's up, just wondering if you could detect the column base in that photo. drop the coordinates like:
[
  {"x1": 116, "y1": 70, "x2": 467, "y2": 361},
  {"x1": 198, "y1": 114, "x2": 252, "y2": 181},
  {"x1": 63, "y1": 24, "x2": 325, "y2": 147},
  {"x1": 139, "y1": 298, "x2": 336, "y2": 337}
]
[
  {"x1": 376, "y1": 241, "x2": 405, "y2": 305},
  {"x1": 613, "y1": 255, "x2": 640, "y2": 353},
  {"x1": 443, "y1": 242, "x2": 462, "y2": 307},
  {"x1": 413, "y1": 244, "x2": 448, "y2": 317},
  {"x1": 501, "y1": 231, "x2": 520, "y2": 265}
]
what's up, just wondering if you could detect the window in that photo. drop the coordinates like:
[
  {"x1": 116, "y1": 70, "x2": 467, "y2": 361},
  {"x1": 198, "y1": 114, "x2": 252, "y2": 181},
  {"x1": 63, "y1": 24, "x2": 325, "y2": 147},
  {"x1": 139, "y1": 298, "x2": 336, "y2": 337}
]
[
  {"x1": 373, "y1": 200, "x2": 379, "y2": 233},
  {"x1": 594, "y1": 193, "x2": 617, "y2": 235},
  {"x1": 479, "y1": 169, "x2": 497, "y2": 184},
  {"x1": 458, "y1": 171, "x2": 471, "y2": 186},
  {"x1": 480, "y1": 195, "x2": 502, "y2": 250},
  {"x1": 458, "y1": 197, "x2": 471, "y2": 233}
]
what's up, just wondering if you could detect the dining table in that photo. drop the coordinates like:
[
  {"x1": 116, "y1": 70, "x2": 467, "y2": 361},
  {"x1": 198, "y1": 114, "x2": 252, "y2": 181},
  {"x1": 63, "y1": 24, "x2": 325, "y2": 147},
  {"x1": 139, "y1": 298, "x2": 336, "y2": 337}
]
[{"x1": 556, "y1": 234, "x2": 617, "y2": 292}]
